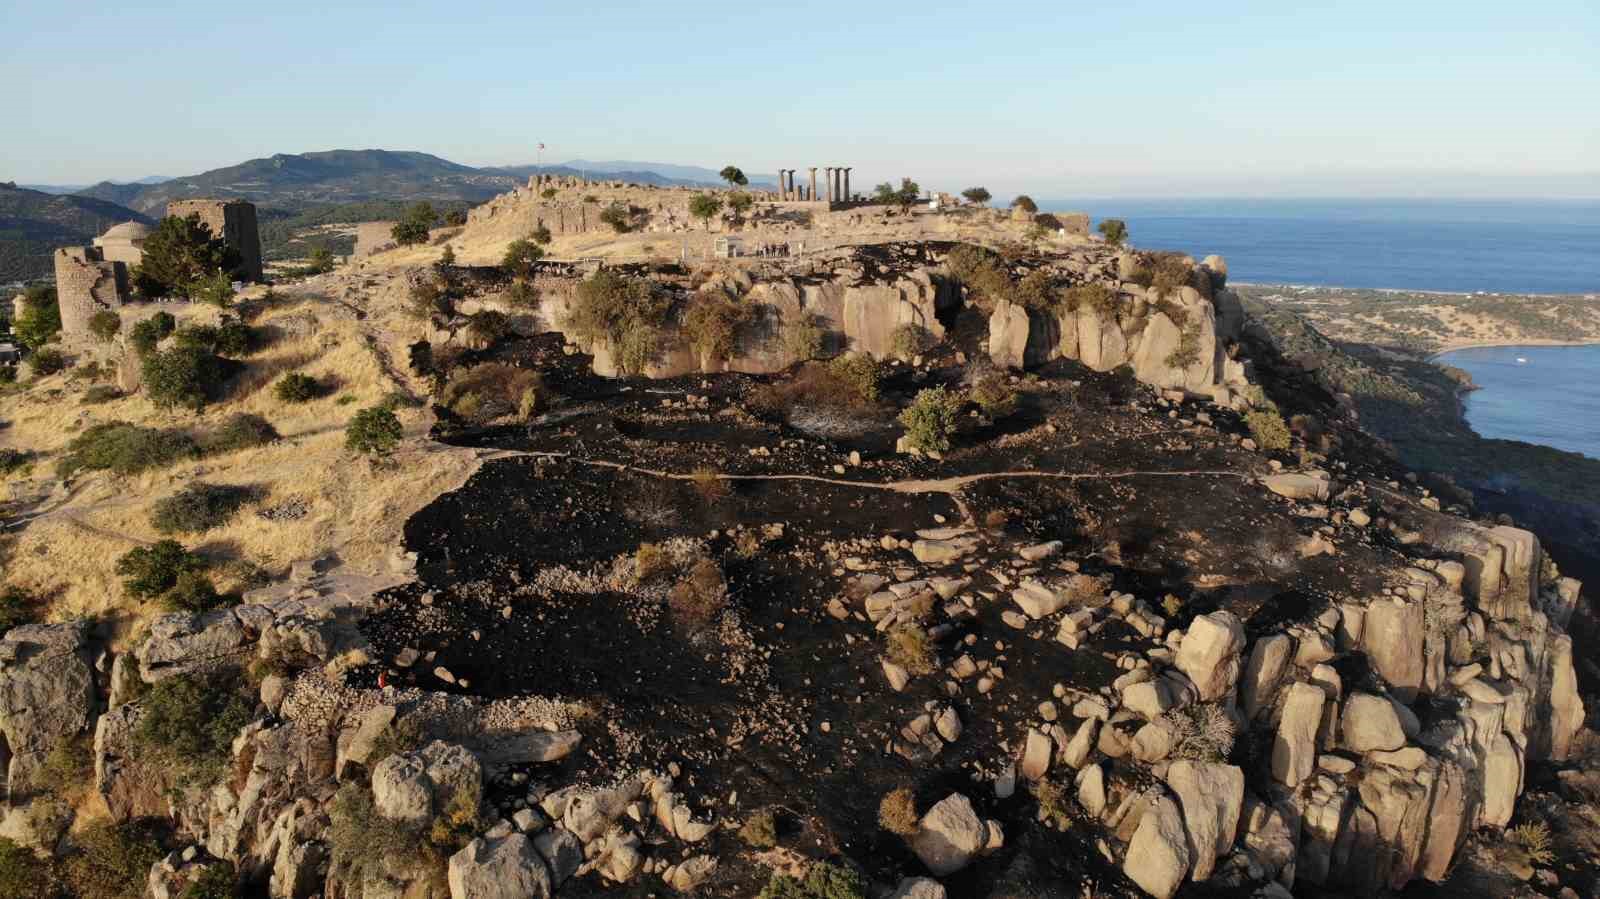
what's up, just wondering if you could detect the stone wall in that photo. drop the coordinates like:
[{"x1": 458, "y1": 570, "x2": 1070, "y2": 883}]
[
  {"x1": 52, "y1": 247, "x2": 127, "y2": 340},
  {"x1": 167, "y1": 199, "x2": 263, "y2": 282}
]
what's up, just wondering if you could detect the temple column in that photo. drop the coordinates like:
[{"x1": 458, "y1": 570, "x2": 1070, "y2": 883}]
[
  {"x1": 808, "y1": 167, "x2": 818, "y2": 203},
  {"x1": 777, "y1": 170, "x2": 786, "y2": 200},
  {"x1": 843, "y1": 168, "x2": 852, "y2": 202}
]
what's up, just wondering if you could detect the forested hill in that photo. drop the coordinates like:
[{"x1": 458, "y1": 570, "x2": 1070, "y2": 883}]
[{"x1": 0, "y1": 182, "x2": 150, "y2": 283}]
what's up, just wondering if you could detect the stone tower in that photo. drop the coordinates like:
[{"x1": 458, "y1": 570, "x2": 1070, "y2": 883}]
[
  {"x1": 53, "y1": 246, "x2": 128, "y2": 340},
  {"x1": 166, "y1": 199, "x2": 263, "y2": 282}
]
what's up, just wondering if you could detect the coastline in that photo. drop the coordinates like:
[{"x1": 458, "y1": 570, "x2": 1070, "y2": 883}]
[
  {"x1": 1429, "y1": 338, "x2": 1600, "y2": 360},
  {"x1": 1234, "y1": 280, "x2": 1600, "y2": 300}
]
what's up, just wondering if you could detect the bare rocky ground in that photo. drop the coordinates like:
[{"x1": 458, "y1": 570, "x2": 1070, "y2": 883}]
[{"x1": 0, "y1": 191, "x2": 1595, "y2": 899}]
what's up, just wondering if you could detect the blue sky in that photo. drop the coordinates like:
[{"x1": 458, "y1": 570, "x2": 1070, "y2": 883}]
[{"x1": 3, "y1": 0, "x2": 1597, "y2": 197}]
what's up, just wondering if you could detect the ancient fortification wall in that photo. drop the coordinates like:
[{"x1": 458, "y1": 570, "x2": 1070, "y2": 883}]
[
  {"x1": 167, "y1": 199, "x2": 263, "y2": 281},
  {"x1": 353, "y1": 221, "x2": 398, "y2": 259}
]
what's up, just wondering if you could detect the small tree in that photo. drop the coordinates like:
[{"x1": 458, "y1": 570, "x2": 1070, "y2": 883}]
[
  {"x1": 89, "y1": 310, "x2": 122, "y2": 342},
  {"x1": 274, "y1": 372, "x2": 320, "y2": 403},
  {"x1": 875, "y1": 178, "x2": 921, "y2": 212},
  {"x1": 346, "y1": 405, "x2": 403, "y2": 457},
  {"x1": 1098, "y1": 218, "x2": 1128, "y2": 246},
  {"x1": 143, "y1": 345, "x2": 221, "y2": 411},
  {"x1": 307, "y1": 247, "x2": 336, "y2": 273},
  {"x1": 116, "y1": 539, "x2": 206, "y2": 599},
  {"x1": 682, "y1": 293, "x2": 751, "y2": 363},
  {"x1": 191, "y1": 269, "x2": 235, "y2": 307},
  {"x1": 961, "y1": 187, "x2": 992, "y2": 205},
  {"x1": 599, "y1": 203, "x2": 632, "y2": 234},
  {"x1": 530, "y1": 224, "x2": 553, "y2": 245},
  {"x1": 391, "y1": 202, "x2": 437, "y2": 246},
  {"x1": 689, "y1": 193, "x2": 724, "y2": 231},
  {"x1": 129, "y1": 312, "x2": 176, "y2": 355},
  {"x1": 502, "y1": 238, "x2": 544, "y2": 278},
  {"x1": 727, "y1": 192, "x2": 754, "y2": 218},
  {"x1": 134, "y1": 214, "x2": 236, "y2": 298},
  {"x1": 899, "y1": 386, "x2": 961, "y2": 453},
  {"x1": 12, "y1": 285, "x2": 62, "y2": 349},
  {"x1": 1011, "y1": 195, "x2": 1038, "y2": 214},
  {"x1": 443, "y1": 209, "x2": 468, "y2": 227},
  {"x1": 438, "y1": 244, "x2": 456, "y2": 266},
  {"x1": 718, "y1": 166, "x2": 748, "y2": 187}
]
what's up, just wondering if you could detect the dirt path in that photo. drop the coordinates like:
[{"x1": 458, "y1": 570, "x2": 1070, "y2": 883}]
[{"x1": 479, "y1": 448, "x2": 1252, "y2": 496}]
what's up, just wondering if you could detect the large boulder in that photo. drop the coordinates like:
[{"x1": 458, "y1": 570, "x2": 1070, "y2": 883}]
[
  {"x1": 1173, "y1": 611, "x2": 1245, "y2": 701},
  {"x1": 1123, "y1": 794, "x2": 1191, "y2": 899},
  {"x1": 911, "y1": 793, "x2": 987, "y2": 876},
  {"x1": 1340, "y1": 694, "x2": 1407, "y2": 753},
  {"x1": 0, "y1": 623, "x2": 96, "y2": 792},
  {"x1": 1361, "y1": 599, "x2": 1425, "y2": 701},
  {"x1": 1164, "y1": 761, "x2": 1244, "y2": 881},
  {"x1": 447, "y1": 832, "x2": 551, "y2": 899},
  {"x1": 136, "y1": 608, "x2": 252, "y2": 681},
  {"x1": 371, "y1": 741, "x2": 483, "y2": 827},
  {"x1": 1270, "y1": 682, "x2": 1324, "y2": 786},
  {"x1": 1076, "y1": 305, "x2": 1128, "y2": 371},
  {"x1": 1240, "y1": 633, "x2": 1293, "y2": 720}
]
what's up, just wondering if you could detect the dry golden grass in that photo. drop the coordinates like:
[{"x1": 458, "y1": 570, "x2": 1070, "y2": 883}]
[{"x1": 0, "y1": 285, "x2": 478, "y2": 647}]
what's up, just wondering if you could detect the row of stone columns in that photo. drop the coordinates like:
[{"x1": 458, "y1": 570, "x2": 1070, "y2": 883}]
[{"x1": 774, "y1": 166, "x2": 852, "y2": 202}]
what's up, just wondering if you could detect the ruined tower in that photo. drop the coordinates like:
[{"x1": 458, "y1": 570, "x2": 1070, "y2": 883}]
[
  {"x1": 53, "y1": 246, "x2": 129, "y2": 340},
  {"x1": 166, "y1": 199, "x2": 263, "y2": 282}
]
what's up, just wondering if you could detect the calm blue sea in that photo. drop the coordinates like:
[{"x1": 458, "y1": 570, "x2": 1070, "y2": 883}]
[
  {"x1": 1434, "y1": 345, "x2": 1600, "y2": 460},
  {"x1": 1040, "y1": 198, "x2": 1600, "y2": 294}
]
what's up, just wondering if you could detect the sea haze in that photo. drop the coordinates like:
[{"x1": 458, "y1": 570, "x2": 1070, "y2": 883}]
[
  {"x1": 1041, "y1": 198, "x2": 1600, "y2": 294},
  {"x1": 1435, "y1": 345, "x2": 1600, "y2": 460}
]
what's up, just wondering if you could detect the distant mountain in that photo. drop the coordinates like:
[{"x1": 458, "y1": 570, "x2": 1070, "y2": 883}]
[
  {"x1": 561, "y1": 159, "x2": 777, "y2": 188},
  {"x1": 0, "y1": 182, "x2": 151, "y2": 282},
  {"x1": 22, "y1": 175, "x2": 170, "y2": 196},
  {"x1": 75, "y1": 150, "x2": 520, "y2": 216}
]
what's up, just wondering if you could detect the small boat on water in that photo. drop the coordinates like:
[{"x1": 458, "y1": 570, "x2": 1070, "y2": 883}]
[{"x1": 1516, "y1": 357, "x2": 1528, "y2": 364}]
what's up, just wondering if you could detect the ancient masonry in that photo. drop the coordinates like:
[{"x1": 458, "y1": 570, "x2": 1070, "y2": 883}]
[
  {"x1": 774, "y1": 165, "x2": 858, "y2": 207},
  {"x1": 52, "y1": 246, "x2": 129, "y2": 340},
  {"x1": 92, "y1": 221, "x2": 151, "y2": 266},
  {"x1": 167, "y1": 198, "x2": 264, "y2": 282}
]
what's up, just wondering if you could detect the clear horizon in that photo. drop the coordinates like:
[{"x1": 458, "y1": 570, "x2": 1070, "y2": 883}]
[{"x1": 4, "y1": 1, "x2": 1597, "y2": 198}]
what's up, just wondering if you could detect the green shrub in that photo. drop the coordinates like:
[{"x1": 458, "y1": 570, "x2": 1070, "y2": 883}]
[
  {"x1": 177, "y1": 862, "x2": 236, "y2": 899},
  {"x1": 0, "y1": 448, "x2": 35, "y2": 478},
  {"x1": 135, "y1": 671, "x2": 253, "y2": 787},
  {"x1": 29, "y1": 347, "x2": 67, "y2": 376},
  {"x1": 115, "y1": 539, "x2": 207, "y2": 599},
  {"x1": 740, "y1": 808, "x2": 779, "y2": 849},
  {"x1": 89, "y1": 310, "x2": 122, "y2": 342},
  {"x1": 1012, "y1": 269, "x2": 1061, "y2": 312},
  {"x1": 439, "y1": 364, "x2": 542, "y2": 423},
  {"x1": 564, "y1": 270, "x2": 670, "y2": 375},
  {"x1": 757, "y1": 862, "x2": 866, "y2": 899},
  {"x1": 12, "y1": 286, "x2": 61, "y2": 349},
  {"x1": 826, "y1": 354, "x2": 879, "y2": 403},
  {"x1": 274, "y1": 372, "x2": 321, "y2": 403},
  {"x1": 327, "y1": 779, "x2": 477, "y2": 890},
  {"x1": 0, "y1": 836, "x2": 58, "y2": 896},
  {"x1": 128, "y1": 313, "x2": 176, "y2": 356},
  {"x1": 971, "y1": 373, "x2": 1018, "y2": 418},
  {"x1": 889, "y1": 323, "x2": 931, "y2": 359},
  {"x1": 191, "y1": 270, "x2": 235, "y2": 308},
  {"x1": 504, "y1": 281, "x2": 539, "y2": 309},
  {"x1": 198, "y1": 413, "x2": 278, "y2": 455},
  {"x1": 1064, "y1": 283, "x2": 1117, "y2": 314},
  {"x1": 150, "y1": 483, "x2": 257, "y2": 534},
  {"x1": 1245, "y1": 409, "x2": 1291, "y2": 451},
  {"x1": 599, "y1": 203, "x2": 632, "y2": 233},
  {"x1": 81, "y1": 384, "x2": 122, "y2": 404},
  {"x1": 391, "y1": 203, "x2": 436, "y2": 246},
  {"x1": 683, "y1": 294, "x2": 751, "y2": 362},
  {"x1": 501, "y1": 238, "x2": 544, "y2": 278},
  {"x1": 346, "y1": 405, "x2": 404, "y2": 456},
  {"x1": 159, "y1": 570, "x2": 228, "y2": 614},
  {"x1": 63, "y1": 820, "x2": 165, "y2": 899},
  {"x1": 466, "y1": 310, "x2": 511, "y2": 346},
  {"x1": 531, "y1": 224, "x2": 552, "y2": 245},
  {"x1": 781, "y1": 315, "x2": 825, "y2": 362},
  {"x1": 1011, "y1": 195, "x2": 1038, "y2": 214},
  {"x1": 898, "y1": 386, "x2": 962, "y2": 453},
  {"x1": 57, "y1": 422, "x2": 199, "y2": 477},
  {"x1": 1098, "y1": 218, "x2": 1128, "y2": 246},
  {"x1": 1163, "y1": 317, "x2": 1202, "y2": 370},
  {"x1": 143, "y1": 345, "x2": 222, "y2": 411}
]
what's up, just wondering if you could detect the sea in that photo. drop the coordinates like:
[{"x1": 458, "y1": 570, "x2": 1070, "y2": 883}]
[
  {"x1": 1041, "y1": 198, "x2": 1600, "y2": 295},
  {"x1": 1036, "y1": 198, "x2": 1600, "y2": 457},
  {"x1": 1433, "y1": 345, "x2": 1600, "y2": 461}
]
